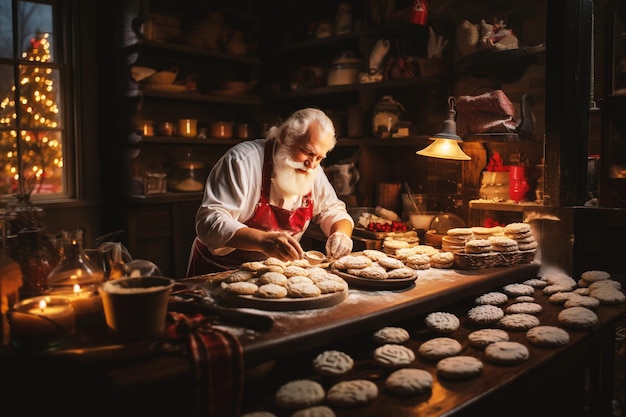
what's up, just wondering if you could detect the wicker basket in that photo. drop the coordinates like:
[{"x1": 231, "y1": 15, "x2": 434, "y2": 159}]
[
  {"x1": 495, "y1": 251, "x2": 523, "y2": 267},
  {"x1": 453, "y1": 251, "x2": 500, "y2": 270}
]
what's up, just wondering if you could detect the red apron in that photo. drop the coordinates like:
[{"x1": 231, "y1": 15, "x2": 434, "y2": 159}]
[{"x1": 187, "y1": 140, "x2": 314, "y2": 276}]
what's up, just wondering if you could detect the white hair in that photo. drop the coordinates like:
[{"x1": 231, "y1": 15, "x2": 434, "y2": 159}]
[{"x1": 267, "y1": 108, "x2": 336, "y2": 149}]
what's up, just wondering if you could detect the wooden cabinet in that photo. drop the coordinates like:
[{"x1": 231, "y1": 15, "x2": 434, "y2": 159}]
[{"x1": 112, "y1": 0, "x2": 264, "y2": 278}]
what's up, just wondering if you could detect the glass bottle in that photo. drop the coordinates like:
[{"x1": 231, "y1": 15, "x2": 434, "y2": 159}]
[
  {"x1": 11, "y1": 227, "x2": 57, "y2": 299},
  {"x1": 47, "y1": 229, "x2": 104, "y2": 293}
]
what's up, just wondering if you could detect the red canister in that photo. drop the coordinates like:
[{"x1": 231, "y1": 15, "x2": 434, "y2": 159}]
[{"x1": 410, "y1": 0, "x2": 428, "y2": 25}]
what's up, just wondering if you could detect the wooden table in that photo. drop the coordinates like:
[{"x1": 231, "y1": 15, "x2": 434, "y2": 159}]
[{"x1": 1, "y1": 263, "x2": 624, "y2": 417}]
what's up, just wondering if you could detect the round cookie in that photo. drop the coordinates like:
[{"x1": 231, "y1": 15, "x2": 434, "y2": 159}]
[
  {"x1": 468, "y1": 328, "x2": 509, "y2": 349},
  {"x1": 436, "y1": 356, "x2": 484, "y2": 380},
  {"x1": 387, "y1": 267, "x2": 418, "y2": 279},
  {"x1": 425, "y1": 312, "x2": 460, "y2": 334},
  {"x1": 221, "y1": 281, "x2": 259, "y2": 295},
  {"x1": 349, "y1": 263, "x2": 389, "y2": 279},
  {"x1": 385, "y1": 368, "x2": 433, "y2": 396},
  {"x1": 257, "y1": 283, "x2": 288, "y2": 299},
  {"x1": 429, "y1": 251, "x2": 454, "y2": 268},
  {"x1": 290, "y1": 406, "x2": 336, "y2": 417},
  {"x1": 522, "y1": 278, "x2": 547, "y2": 289},
  {"x1": 283, "y1": 265, "x2": 311, "y2": 278},
  {"x1": 563, "y1": 295, "x2": 600, "y2": 309},
  {"x1": 498, "y1": 313, "x2": 540, "y2": 331},
  {"x1": 418, "y1": 337, "x2": 462, "y2": 361},
  {"x1": 225, "y1": 269, "x2": 255, "y2": 283},
  {"x1": 465, "y1": 239, "x2": 494, "y2": 254},
  {"x1": 326, "y1": 380, "x2": 378, "y2": 407},
  {"x1": 363, "y1": 249, "x2": 388, "y2": 261},
  {"x1": 548, "y1": 291, "x2": 576, "y2": 305},
  {"x1": 505, "y1": 302, "x2": 543, "y2": 315},
  {"x1": 373, "y1": 344, "x2": 416, "y2": 368},
  {"x1": 489, "y1": 236, "x2": 519, "y2": 252},
  {"x1": 258, "y1": 271, "x2": 289, "y2": 286},
  {"x1": 275, "y1": 379, "x2": 325, "y2": 409},
  {"x1": 580, "y1": 270, "x2": 611, "y2": 283},
  {"x1": 514, "y1": 295, "x2": 536, "y2": 303},
  {"x1": 558, "y1": 306, "x2": 598, "y2": 329},
  {"x1": 372, "y1": 327, "x2": 411, "y2": 344},
  {"x1": 316, "y1": 279, "x2": 347, "y2": 294},
  {"x1": 312, "y1": 350, "x2": 354, "y2": 377},
  {"x1": 378, "y1": 256, "x2": 406, "y2": 270},
  {"x1": 406, "y1": 254, "x2": 431, "y2": 270},
  {"x1": 287, "y1": 282, "x2": 322, "y2": 298},
  {"x1": 475, "y1": 291, "x2": 508, "y2": 305},
  {"x1": 502, "y1": 283, "x2": 534, "y2": 297},
  {"x1": 485, "y1": 341, "x2": 529, "y2": 365},
  {"x1": 467, "y1": 305, "x2": 505, "y2": 324},
  {"x1": 589, "y1": 286, "x2": 626, "y2": 304},
  {"x1": 526, "y1": 326, "x2": 570, "y2": 347}
]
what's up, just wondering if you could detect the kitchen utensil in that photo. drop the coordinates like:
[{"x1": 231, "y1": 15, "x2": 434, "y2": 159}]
[
  {"x1": 169, "y1": 290, "x2": 274, "y2": 330},
  {"x1": 404, "y1": 182, "x2": 422, "y2": 215}
]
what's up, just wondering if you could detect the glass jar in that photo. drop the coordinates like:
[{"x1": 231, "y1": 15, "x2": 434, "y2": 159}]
[
  {"x1": 47, "y1": 228, "x2": 104, "y2": 293},
  {"x1": 168, "y1": 153, "x2": 207, "y2": 192},
  {"x1": 372, "y1": 95, "x2": 404, "y2": 138},
  {"x1": 11, "y1": 228, "x2": 58, "y2": 299}
]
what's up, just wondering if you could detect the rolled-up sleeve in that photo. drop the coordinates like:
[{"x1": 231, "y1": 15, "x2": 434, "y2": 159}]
[
  {"x1": 195, "y1": 141, "x2": 264, "y2": 252},
  {"x1": 312, "y1": 171, "x2": 354, "y2": 236}
]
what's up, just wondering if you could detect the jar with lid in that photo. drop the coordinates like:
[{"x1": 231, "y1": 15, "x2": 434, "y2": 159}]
[
  {"x1": 372, "y1": 95, "x2": 404, "y2": 138},
  {"x1": 168, "y1": 152, "x2": 207, "y2": 192},
  {"x1": 47, "y1": 228, "x2": 105, "y2": 293}
]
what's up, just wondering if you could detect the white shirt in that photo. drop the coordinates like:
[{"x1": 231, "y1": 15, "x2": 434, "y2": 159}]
[{"x1": 196, "y1": 139, "x2": 353, "y2": 255}]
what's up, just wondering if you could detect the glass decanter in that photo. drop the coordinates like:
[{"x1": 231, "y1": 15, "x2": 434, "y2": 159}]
[{"x1": 47, "y1": 228, "x2": 104, "y2": 293}]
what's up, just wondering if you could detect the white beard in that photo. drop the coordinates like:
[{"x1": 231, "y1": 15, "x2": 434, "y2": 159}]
[{"x1": 273, "y1": 144, "x2": 317, "y2": 197}]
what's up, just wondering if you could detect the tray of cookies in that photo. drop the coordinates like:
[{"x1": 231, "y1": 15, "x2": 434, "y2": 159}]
[
  {"x1": 214, "y1": 285, "x2": 348, "y2": 311},
  {"x1": 330, "y1": 252, "x2": 419, "y2": 290}
]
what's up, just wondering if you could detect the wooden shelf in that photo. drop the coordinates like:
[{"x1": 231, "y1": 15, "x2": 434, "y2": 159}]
[
  {"x1": 266, "y1": 76, "x2": 447, "y2": 99},
  {"x1": 468, "y1": 200, "x2": 546, "y2": 212}
]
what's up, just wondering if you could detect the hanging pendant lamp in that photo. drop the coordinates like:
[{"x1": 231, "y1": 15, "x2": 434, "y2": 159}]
[{"x1": 417, "y1": 96, "x2": 471, "y2": 161}]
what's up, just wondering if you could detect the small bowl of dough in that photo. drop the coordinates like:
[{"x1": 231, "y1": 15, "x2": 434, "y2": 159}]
[{"x1": 304, "y1": 250, "x2": 326, "y2": 265}]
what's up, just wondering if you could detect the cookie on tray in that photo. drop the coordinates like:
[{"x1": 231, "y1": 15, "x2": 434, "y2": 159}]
[
  {"x1": 498, "y1": 313, "x2": 540, "y2": 331},
  {"x1": 437, "y1": 356, "x2": 484, "y2": 380},
  {"x1": 425, "y1": 312, "x2": 460, "y2": 334},
  {"x1": 385, "y1": 368, "x2": 433, "y2": 395},
  {"x1": 373, "y1": 344, "x2": 416, "y2": 368},
  {"x1": 467, "y1": 305, "x2": 505, "y2": 324},
  {"x1": 429, "y1": 251, "x2": 454, "y2": 269},
  {"x1": 373, "y1": 327, "x2": 411, "y2": 344},
  {"x1": 312, "y1": 350, "x2": 354, "y2": 377},
  {"x1": 274, "y1": 379, "x2": 325, "y2": 409},
  {"x1": 326, "y1": 380, "x2": 378, "y2": 407},
  {"x1": 468, "y1": 328, "x2": 509, "y2": 349},
  {"x1": 418, "y1": 337, "x2": 462, "y2": 361},
  {"x1": 526, "y1": 326, "x2": 570, "y2": 347},
  {"x1": 484, "y1": 341, "x2": 529, "y2": 365},
  {"x1": 558, "y1": 306, "x2": 598, "y2": 329},
  {"x1": 475, "y1": 291, "x2": 508, "y2": 306}
]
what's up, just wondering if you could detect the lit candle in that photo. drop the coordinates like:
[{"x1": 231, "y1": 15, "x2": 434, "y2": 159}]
[
  {"x1": 10, "y1": 296, "x2": 76, "y2": 349},
  {"x1": 49, "y1": 284, "x2": 103, "y2": 317}
]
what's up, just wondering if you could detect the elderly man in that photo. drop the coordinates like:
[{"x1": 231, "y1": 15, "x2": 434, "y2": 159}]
[{"x1": 187, "y1": 108, "x2": 354, "y2": 276}]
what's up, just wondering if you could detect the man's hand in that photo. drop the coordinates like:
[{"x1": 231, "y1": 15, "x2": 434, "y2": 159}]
[
  {"x1": 325, "y1": 232, "x2": 353, "y2": 259},
  {"x1": 260, "y1": 231, "x2": 304, "y2": 262}
]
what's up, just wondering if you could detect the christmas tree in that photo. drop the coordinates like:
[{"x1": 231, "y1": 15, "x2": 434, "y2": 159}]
[{"x1": 0, "y1": 32, "x2": 63, "y2": 196}]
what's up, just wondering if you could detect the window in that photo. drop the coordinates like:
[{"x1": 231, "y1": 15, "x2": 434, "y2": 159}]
[{"x1": 0, "y1": 0, "x2": 68, "y2": 198}]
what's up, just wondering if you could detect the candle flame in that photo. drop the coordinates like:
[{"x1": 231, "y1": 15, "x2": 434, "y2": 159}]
[
  {"x1": 38, "y1": 299, "x2": 47, "y2": 311},
  {"x1": 73, "y1": 284, "x2": 80, "y2": 295}
]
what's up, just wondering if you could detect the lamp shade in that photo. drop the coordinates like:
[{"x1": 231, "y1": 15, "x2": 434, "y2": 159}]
[
  {"x1": 416, "y1": 97, "x2": 471, "y2": 161},
  {"x1": 417, "y1": 138, "x2": 471, "y2": 160}
]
